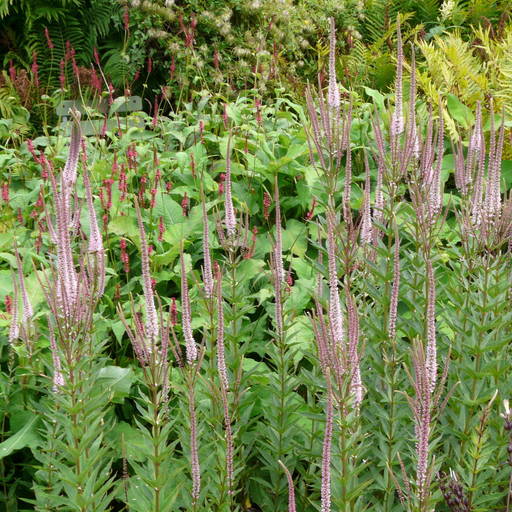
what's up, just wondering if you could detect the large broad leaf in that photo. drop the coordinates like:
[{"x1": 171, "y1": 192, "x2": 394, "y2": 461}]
[
  {"x1": 97, "y1": 366, "x2": 134, "y2": 403},
  {"x1": 108, "y1": 216, "x2": 138, "y2": 239},
  {"x1": 282, "y1": 219, "x2": 308, "y2": 257},
  {"x1": 154, "y1": 195, "x2": 183, "y2": 226},
  {"x1": 446, "y1": 94, "x2": 474, "y2": 129},
  {"x1": 106, "y1": 422, "x2": 152, "y2": 462},
  {"x1": 364, "y1": 87, "x2": 386, "y2": 113},
  {"x1": 0, "y1": 416, "x2": 40, "y2": 459}
]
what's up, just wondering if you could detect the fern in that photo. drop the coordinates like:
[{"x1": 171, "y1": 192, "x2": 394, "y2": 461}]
[
  {"x1": 416, "y1": 24, "x2": 512, "y2": 138},
  {"x1": 0, "y1": 0, "x2": 120, "y2": 89}
]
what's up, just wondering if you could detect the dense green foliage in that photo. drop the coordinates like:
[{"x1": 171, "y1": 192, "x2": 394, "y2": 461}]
[
  {"x1": 0, "y1": 85, "x2": 511, "y2": 510},
  {"x1": 1, "y1": 0, "x2": 511, "y2": 137}
]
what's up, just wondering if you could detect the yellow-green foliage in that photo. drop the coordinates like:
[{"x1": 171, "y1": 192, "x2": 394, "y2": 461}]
[{"x1": 416, "y1": 25, "x2": 512, "y2": 138}]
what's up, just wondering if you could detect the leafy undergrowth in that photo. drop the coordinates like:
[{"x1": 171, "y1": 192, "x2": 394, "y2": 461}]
[{"x1": 1, "y1": 31, "x2": 512, "y2": 512}]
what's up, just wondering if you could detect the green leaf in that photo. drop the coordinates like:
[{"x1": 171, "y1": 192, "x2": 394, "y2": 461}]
[
  {"x1": 364, "y1": 87, "x2": 386, "y2": 113},
  {"x1": 97, "y1": 366, "x2": 134, "y2": 402},
  {"x1": 0, "y1": 252, "x2": 17, "y2": 268},
  {"x1": 446, "y1": 94, "x2": 474, "y2": 129},
  {"x1": 154, "y1": 195, "x2": 183, "y2": 226},
  {"x1": 0, "y1": 416, "x2": 40, "y2": 459},
  {"x1": 106, "y1": 422, "x2": 152, "y2": 462},
  {"x1": 282, "y1": 219, "x2": 308, "y2": 257},
  {"x1": 108, "y1": 216, "x2": 138, "y2": 239}
]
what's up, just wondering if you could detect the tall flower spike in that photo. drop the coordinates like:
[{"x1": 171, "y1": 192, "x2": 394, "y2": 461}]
[
  {"x1": 224, "y1": 137, "x2": 236, "y2": 237},
  {"x1": 346, "y1": 288, "x2": 363, "y2": 407},
  {"x1": 408, "y1": 46, "x2": 420, "y2": 159},
  {"x1": 360, "y1": 152, "x2": 373, "y2": 244},
  {"x1": 48, "y1": 320, "x2": 64, "y2": 391},
  {"x1": 8, "y1": 272, "x2": 19, "y2": 344},
  {"x1": 372, "y1": 148, "x2": 385, "y2": 244},
  {"x1": 216, "y1": 268, "x2": 234, "y2": 493},
  {"x1": 135, "y1": 198, "x2": 159, "y2": 346},
  {"x1": 485, "y1": 108, "x2": 505, "y2": 225},
  {"x1": 51, "y1": 112, "x2": 81, "y2": 315},
  {"x1": 471, "y1": 130, "x2": 486, "y2": 227},
  {"x1": 62, "y1": 109, "x2": 81, "y2": 188},
  {"x1": 278, "y1": 460, "x2": 297, "y2": 512},
  {"x1": 429, "y1": 104, "x2": 444, "y2": 220},
  {"x1": 327, "y1": 18, "x2": 340, "y2": 111},
  {"x1": 343, "y1": 137, "x2": 352, "y2": 224},
  {"x1": 425, "y1": 258, "x2": 437, "y2": 394},
  {"x1": 469, "y1": 101, "x2": 482, "y2": 157},
  {"x1": 15, "y1": 248, "x2": 33, "y2": 323},
  {"x1": 271, "y1": 247, "x2": 284, "y2": 338},
  {"x1": 391, "y1": 18, "x2": 404, "y2": 138},
  {"x1": 181, "y1": 251, "x2": 197, "y2": 364},
  {"x1": 327, "y1": 209, "x2": 344, "y2": 347},
  {"x1": 216, "y1": 267, "x2": 229, "y2": 392},
  {"x1": 202, "y1": 199, "x2": 214, "y2": 299},
  {"x1": 83, "y1": 165, "x2": 105, "y2": 296},
  {"x1": 188, "y1": 384, "x2": 201, "y2": 504},
  {"x1": 274, "y1": 176, "x2": 285, "y2": 283},
  {"x1": 388, "y1": 225, "x2": 400, "y2": 340},
  {"x1": 410, "y1": 341, "x2": 432, "y2": 504}
]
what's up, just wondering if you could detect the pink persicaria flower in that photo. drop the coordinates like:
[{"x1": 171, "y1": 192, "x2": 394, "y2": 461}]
[
  {"x1": 2, "y1": 183, "x2": 9, "y2": 203},
  {"x1": 44, "y1": 27, "x2": 54, "y2": 49}
]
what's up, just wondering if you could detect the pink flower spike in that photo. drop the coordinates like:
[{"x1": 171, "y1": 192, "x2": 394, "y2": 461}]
[
  {"x1": 388, "y1": 227, "x2": 400, "y2": 340},
  {"x1": 15, "y1": 248, "x2": 33, "y2": 323},
  {"x1": 327, "y1": 18, "x2": 340, "y2": 111},
  {"x1": 83, "y1": 166, "x2": 105, "y2": 296},
  {"x1": 181, "y1": 251, "x2": 197, "y2": 364},
  {"x1": 202, "y1": 200, "x2": 214, "y2": 299},
  {"x1": 135, "y1": 198, "x2": 159, "y2": 345},
  {"x1": 327, "y1": 209, "x2": 344, "y2": 346},
  {"x1": 278, "y1": 460, "x2": 297, "y2": 512},
  {"x1": 224, "y1": 137, "x2": 236, "y2": 237},
  {"x1": 48, "y1": 320, "x2": 64, "y2": 391},
  {"x1": 360, "y1": 152, "x2": 373, "y2": 244},
  {"x1": 391, "y1": 19, "x2": 404, "y2": 137},
  {"x1": 8, "y1": 274, "x2": 19, "y2": 345}
]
